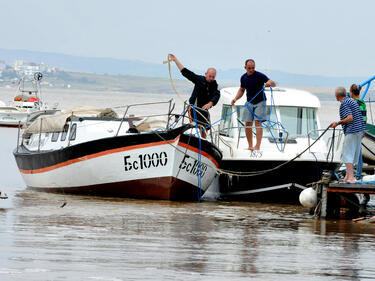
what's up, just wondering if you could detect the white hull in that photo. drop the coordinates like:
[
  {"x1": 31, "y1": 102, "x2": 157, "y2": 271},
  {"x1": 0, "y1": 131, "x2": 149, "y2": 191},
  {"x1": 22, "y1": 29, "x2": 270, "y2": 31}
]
[
  {"x1": 14, "y1": 120, "x2": 221, "y2": 201},
  {"x1": 362, "y1": 132, "x2": 375, "y2": 163}
]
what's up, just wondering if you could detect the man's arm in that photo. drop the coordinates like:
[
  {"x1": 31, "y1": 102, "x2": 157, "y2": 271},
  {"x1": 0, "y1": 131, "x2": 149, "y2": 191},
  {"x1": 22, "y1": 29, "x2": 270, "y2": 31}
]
[
  {"x1": 265, "y1": 79, "x2": 276, "y2": 87},
  {"x1": 169, "y1": 54, "x2": 184, "y2": 71},
  {"x1": 169, "y1": 53, "x2": 197, "y2": 83},
  {"x1": 331, "y1": 114, "x2": 353, "y2": 128},
  {"x1": 202, "y1": 89, "x2": 220, "y2": 110},
  {"x1": 231, "y1": 88, "x2": 245, "y2": 105}
]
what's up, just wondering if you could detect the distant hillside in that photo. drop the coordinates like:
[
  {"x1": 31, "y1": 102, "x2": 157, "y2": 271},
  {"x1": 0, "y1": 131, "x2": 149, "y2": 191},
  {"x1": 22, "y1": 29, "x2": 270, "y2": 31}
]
[{"x1": 0, "y1": 48, "x2": 369, "y2": 87}]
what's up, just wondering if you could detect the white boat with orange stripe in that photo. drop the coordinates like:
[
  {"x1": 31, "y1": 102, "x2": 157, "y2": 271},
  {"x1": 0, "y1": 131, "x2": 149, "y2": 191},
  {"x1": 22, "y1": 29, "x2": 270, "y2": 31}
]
[{"x1": 13, "y1": 101, "x2": 222, "y2": 201}]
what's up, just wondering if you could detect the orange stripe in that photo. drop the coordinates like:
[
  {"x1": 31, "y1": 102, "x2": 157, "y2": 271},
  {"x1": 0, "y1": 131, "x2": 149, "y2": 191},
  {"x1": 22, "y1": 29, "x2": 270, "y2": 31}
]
[
  {"x1": 20, "y1": 138, "x2": 179, "y2": 174},
  {"x1": 19, "y1": 136, "x2": 219, "y2": 175},
  {"x1": 178, "y1": 142, "x2": 219, "y2": 167},
  {"x1": 187, "y1": 106, "x2": 193, "y2": 123}
]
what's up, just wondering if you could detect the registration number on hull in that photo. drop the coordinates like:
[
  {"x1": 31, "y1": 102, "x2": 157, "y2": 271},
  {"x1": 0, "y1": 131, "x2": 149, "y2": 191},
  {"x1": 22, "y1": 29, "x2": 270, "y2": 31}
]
[{"x1": 124, "y1": 152, "x2": 168, "y2": 171}]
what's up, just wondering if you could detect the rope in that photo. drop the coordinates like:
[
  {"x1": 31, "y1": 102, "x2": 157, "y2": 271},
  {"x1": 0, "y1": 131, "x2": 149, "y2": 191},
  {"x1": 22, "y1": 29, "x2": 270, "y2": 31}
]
[
  {"x1": 163, "y1": 55, "x2": 185, "y2": 104},
  {"x1": 191, "y1": 106, "x2": 203, "y2": 201},
  {"x1": 217, "y1": 125, "x2": 333, "y2": 177}
]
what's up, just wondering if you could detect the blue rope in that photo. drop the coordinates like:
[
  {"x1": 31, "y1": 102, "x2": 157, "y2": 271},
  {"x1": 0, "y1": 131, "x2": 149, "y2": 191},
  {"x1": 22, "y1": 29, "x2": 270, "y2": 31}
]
[
  {"x1": 190, "y1": 105, "x2": 203, "y2": 202},
  {"x1": 192, "y1": 86, "x2": 286, "y2": 151}
]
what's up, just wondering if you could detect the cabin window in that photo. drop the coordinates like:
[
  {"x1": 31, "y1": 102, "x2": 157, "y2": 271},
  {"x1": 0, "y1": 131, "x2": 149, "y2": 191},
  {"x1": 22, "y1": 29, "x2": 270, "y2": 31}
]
[
  {"x1": 303, "y1": 108, "x2": 319, "y2": 138},
  {"x1": 51, "y1": 132, "x2": 59, "y2": 142},
  {"x1": 61, "y1": 124, "x2": 69, "y2": 141},
  {"x1": 279, "y1": 107, "x2": 318, "y2": 138},
  {"x1": 69, "y1": 124, "x2": 77, "y2": 140},
  {"x1": 219, "y1": 105, "x2": 234, "y2": 137}
]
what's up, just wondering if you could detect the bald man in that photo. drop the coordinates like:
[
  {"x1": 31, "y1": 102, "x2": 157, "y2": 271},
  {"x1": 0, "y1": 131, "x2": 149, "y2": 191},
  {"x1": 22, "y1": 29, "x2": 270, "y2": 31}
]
[{"x1": 169, "y1": 54, "x2": 220, "y2": 138}]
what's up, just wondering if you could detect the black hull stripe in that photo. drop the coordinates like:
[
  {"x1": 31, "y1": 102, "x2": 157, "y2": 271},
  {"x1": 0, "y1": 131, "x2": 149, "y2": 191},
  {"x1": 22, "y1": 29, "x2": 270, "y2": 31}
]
[{"x1": 14, "y1": 126, "x2": 222, "y2": 171}]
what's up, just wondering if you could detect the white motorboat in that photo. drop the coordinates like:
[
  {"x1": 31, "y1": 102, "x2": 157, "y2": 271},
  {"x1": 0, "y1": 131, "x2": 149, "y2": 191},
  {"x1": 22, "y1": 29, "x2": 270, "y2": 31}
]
[
  {"x1": 0, "y1": 190, "x2": 8, "y2": 200},
  {"x1": 209, "y1": 87, "x2": 343, "y2": 202},
  {"x1": 13, "y1": 101, "x2": 222, "y2": 201},
  {"x1": 0, "y1": 73, "x2": 57, "y2": 127}
]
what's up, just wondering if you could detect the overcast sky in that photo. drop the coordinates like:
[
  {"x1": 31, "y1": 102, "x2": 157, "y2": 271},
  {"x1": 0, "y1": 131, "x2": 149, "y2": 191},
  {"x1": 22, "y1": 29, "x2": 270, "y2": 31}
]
[{"x1": 0, "y1": 0, "x2": 373, "y2": 77}]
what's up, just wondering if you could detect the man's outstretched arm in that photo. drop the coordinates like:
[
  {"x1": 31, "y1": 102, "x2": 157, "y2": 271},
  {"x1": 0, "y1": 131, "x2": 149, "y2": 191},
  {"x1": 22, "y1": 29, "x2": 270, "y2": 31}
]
[{"x1": 169, "y1": 54, "x2": 184, "y2": 71}]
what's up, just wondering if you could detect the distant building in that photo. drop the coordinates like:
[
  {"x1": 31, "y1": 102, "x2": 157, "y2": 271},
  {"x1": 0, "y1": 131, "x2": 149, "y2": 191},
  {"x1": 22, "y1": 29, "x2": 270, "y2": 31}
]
[
  {"x1": 13, "y1": 60, "x2": 50, "y2": 76},
  {"x1": 0, "y1": 60, "x2": 5, "y2": 77}
]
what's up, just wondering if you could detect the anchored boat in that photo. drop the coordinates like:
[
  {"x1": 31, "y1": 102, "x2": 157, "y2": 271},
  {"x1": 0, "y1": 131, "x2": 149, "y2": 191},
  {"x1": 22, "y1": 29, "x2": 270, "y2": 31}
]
[
  {"x1": 209, "y1": 87, "x2": 342, "y2": 202},
  {"x1": 13, "y1": 101, "x2": 222, "y2": 201},
  {"x1": 357, "y1": 75, "x2": 375, "y2": 164},
  {"x1": 0, "y1": 73, "x2": 57, "y2": 128}
]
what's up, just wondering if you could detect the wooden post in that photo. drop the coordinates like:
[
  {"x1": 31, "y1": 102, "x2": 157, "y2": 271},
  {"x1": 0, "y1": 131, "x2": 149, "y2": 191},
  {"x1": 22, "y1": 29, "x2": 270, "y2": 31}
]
[{"x1": 321, "y1": 184, "x2": 328, "y2": 218}]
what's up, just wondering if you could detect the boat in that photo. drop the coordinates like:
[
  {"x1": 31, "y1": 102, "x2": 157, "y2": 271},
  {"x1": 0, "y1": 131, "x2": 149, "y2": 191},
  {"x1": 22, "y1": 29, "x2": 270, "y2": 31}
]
[
  {"x1": 362, "y1": 123, "x2": 375, "y2": 164},
  {"x1": 13, "y1": 101, "x2": 222, "y2": 201},
  {"x1": 209, "y1": 87, "x2": 342, "y2": 202},
  {"x1": 357, "y1": 75, "x2": 375, "y2": 164},
  {"x1": 0, "y1": 190, "x2": 8, "y2": 200},
  {"x1": 0, "y1": 73, "x2": 58, "y2": 128}
]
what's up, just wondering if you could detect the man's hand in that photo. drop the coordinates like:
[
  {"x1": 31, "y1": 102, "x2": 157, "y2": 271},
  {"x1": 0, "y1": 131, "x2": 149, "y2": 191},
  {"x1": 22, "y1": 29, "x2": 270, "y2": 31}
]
[
  {"x1": 231, "y1": 99, "x2": 236, "y2": 105},
  {"x1": 330, "y1": 122, "x2": 338, "y2": 128},
  {"x1": 168, "y1": 54, "x2": 184, "y2": 71},
  {"x1": 169, "y1": 54, "x2": 177, "y2": 62},
  {"x1": 202, "y1": 101, "x2": 214, "y2": 110}
]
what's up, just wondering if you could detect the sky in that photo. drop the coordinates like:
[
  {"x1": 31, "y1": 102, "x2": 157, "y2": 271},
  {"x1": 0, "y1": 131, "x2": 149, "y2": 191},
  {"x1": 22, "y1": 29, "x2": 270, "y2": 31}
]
[{"x1": 0, "y1": 0, "x2": 374, "y2": 77}]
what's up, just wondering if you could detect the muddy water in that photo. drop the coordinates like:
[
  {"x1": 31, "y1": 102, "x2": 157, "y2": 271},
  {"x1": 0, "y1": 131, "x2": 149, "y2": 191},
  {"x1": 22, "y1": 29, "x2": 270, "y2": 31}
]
[
  {"x1": 1, "y1": 190, "x2": 374, "y2": 280},
  {"x1": 1, "y1": 89, "x2": 375, "y2": 280}
]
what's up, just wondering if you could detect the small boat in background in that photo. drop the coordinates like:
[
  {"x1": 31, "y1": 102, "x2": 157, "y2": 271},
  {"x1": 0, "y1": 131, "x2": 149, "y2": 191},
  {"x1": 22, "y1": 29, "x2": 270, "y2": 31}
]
[
  {"x1": 0, "y1": 72, "x2": 58, "y2": 128},
  {"x1": 0, "y1": 190, "x2": 8, "y2": 200},
  {"x1": 13, "y1": 101, "x2": 222, "y2": 201}
]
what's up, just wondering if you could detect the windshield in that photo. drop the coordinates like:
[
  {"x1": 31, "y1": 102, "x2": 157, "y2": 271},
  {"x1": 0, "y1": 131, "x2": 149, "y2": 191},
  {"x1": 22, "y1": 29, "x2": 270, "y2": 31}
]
[{"x1": 232, "y1": 106, "x2": 318, "y2": 139}]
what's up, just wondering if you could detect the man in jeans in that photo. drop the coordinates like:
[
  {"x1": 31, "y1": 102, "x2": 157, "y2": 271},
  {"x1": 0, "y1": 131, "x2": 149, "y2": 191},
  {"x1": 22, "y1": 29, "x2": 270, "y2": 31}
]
[
  {"x1": 331, "y1": 86, "x2": 365, "y2": 183},
  {"x1": 231, "y1": 59, "x2": 275, "y2": 150}
]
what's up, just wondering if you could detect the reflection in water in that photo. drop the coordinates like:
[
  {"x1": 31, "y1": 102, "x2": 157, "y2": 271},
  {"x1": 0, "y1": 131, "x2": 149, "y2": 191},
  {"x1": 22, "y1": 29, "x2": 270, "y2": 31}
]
[{"x1": 0, "y1": 190, "x2": 374, "y2": 280}]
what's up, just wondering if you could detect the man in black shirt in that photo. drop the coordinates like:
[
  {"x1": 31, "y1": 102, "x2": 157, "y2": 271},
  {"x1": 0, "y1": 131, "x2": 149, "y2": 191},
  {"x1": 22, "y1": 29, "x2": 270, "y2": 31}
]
[{"x1": 169, "y1": 54, "x2": 220, "y2": 138}]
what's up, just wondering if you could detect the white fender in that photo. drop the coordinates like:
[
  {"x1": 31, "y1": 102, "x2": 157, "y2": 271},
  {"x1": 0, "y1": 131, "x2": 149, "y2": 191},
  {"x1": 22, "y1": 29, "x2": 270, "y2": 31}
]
[{"x1": 299, "y1": 187, "x2": 317, "y2": 208}]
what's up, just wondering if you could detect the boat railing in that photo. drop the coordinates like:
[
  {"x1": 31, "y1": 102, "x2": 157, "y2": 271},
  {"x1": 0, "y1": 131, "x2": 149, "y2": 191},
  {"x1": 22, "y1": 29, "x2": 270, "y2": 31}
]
[
  {"x1": 307, "y1": 128, "x2": 344, "y2": 158},
  {"x1": 360, "y1": 75, "x2": 375, "y2": 100},
  {"x1": 210, "y1": 124, "x2": 290, "y2": 152},
  {"x1": 115, "y1": 99, "x2": 175, "y2": 136}
]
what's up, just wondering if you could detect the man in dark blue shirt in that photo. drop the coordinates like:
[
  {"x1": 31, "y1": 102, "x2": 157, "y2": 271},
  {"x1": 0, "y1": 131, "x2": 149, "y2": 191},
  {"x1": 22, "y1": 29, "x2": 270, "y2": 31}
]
[
  {"x1": 231, "y1": 59, "x2": 275, "y2": 150},
  {"x1": 169, "y1": 54, "x2": 220, "y2": 138}
]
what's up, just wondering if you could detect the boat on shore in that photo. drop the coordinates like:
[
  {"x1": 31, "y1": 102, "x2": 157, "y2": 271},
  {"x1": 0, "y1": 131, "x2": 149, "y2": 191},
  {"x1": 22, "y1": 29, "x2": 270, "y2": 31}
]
[
  {"x1": 362, "y1": 123, "x2": 375, "y2": 164},
  {"x1": 0, "y1": 73, "x2": 58, "y2": 128},
  {"x1": 13, "y1": 101, "x2": 222, "y2": 201},
  {"x1": 357, "y1": 75, "x2": 375, "y2": 164},
  {"x1": 208, "y1": 87, "x2": 342, "y2": 202}
]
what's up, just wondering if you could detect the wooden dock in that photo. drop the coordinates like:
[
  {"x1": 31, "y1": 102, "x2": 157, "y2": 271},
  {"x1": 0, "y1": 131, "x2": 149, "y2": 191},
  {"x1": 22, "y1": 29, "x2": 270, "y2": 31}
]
[{"x1": 320, "y1": 182, "x2": 375, "y2": 218}]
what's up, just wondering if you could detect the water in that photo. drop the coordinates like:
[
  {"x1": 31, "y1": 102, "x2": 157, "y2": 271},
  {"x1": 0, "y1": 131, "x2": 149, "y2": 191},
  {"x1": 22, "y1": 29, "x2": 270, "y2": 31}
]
[{"x1": 1, "y1": 89, "x2": 375, "y2": 280}]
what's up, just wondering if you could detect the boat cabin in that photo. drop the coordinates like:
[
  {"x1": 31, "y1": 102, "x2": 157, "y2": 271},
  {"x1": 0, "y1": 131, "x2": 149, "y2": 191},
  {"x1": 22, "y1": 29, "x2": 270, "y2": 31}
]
[{"x1": 218, "y1": 87, "x2": 321, "y2": 143}]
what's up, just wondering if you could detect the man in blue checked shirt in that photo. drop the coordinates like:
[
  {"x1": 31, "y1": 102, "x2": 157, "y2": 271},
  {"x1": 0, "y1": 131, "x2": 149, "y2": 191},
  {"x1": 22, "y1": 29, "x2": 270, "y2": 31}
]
[{"x1": 331, "y1": 86, "x2": 365, "y2": 183}]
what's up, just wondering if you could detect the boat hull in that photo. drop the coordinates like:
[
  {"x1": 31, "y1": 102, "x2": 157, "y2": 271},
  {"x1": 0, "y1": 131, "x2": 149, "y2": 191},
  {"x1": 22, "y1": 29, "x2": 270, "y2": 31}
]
[
  {"x1": 0, "y1": 110, "x2": 28, "y2": 127},
  {"x1": 14, "y1": 127, "x2": 222, "y2": 201},
  {"x1": 219, "y1": 159, "x2": 340, "y2": 202},
  {"x1": 362, "y1": 126, "x2": 375, "y2": 164}
]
